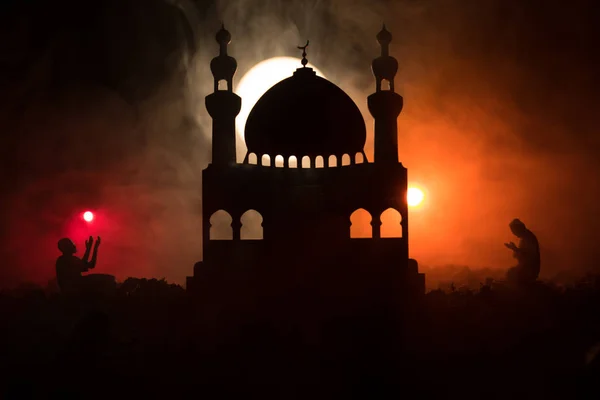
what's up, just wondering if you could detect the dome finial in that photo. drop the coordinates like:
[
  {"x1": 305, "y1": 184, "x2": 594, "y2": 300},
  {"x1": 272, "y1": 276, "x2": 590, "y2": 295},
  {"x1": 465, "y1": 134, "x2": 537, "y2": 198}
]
[
  {"x1": 297, "y1": 40, "x2": 310, "y2": 68},
  {"x1": 216, "y1": 23, "x2": 232, "y2": 46},
  {"x1": 377, "y1": 23, "x2": 392, "y2": 45}
]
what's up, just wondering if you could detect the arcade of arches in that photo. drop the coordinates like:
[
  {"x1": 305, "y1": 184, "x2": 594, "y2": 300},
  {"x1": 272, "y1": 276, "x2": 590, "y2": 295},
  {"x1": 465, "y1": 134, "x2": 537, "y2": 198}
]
[
  {"x1": 247, "y1": 152, "x2": 367, "y2": 168},
  {"x1": 350, "y1": 208, "x2": 403, "y2": 239},
  {"x1": 209, "y1": 209, "x2": 264, "y2": 240},
  {"x1": 209, "y1": 208, "x2": 402, "y2": 240}
]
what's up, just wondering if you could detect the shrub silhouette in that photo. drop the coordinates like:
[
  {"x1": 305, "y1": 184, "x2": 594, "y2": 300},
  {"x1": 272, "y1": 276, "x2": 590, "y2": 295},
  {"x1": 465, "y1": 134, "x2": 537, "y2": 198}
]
[{"x1": 0, "y1": 274, "x2": 599, "y2": 398}]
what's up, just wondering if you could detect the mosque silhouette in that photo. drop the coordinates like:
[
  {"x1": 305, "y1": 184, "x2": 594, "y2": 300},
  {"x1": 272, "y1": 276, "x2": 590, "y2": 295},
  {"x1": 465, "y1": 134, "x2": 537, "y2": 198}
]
[{"x1": 187, "y1": 25, "x2": 425, "y2": 300}]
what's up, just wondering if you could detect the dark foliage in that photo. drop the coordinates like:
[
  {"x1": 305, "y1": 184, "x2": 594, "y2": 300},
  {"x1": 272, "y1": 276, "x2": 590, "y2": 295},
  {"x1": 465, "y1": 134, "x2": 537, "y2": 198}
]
[{"x1": 1, "y1": 276, "x2": 599, "y2": 399}]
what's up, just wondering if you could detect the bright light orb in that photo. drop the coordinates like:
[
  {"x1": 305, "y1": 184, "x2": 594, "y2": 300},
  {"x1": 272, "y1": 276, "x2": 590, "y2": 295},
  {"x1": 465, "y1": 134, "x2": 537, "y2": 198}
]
[
  {"x1": 83, "y1": 211, "x2": 94, "y2": 222},
  {"x1": 235, "y1": 57, "x2": 325, "y2": 142},
  {"x1": 407, "y1": 187, "x2": 425, "y2": 207}
]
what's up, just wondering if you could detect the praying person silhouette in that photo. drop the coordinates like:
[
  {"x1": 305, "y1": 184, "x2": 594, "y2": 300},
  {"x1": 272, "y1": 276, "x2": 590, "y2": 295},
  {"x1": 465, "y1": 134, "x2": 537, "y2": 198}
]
[
  {"x1": 504, "y1": 219, "x2": 541, "y2": 285},
  {"x1": 56, "y1": 236, "x2": 102, "y2": 295}
]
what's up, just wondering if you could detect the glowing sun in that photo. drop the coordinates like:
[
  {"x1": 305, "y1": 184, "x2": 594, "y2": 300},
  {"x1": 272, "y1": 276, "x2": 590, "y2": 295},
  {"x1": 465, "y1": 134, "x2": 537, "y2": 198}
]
[
  {"x1": 407, "y1": 187, "x2": 425, "y2": 207},
  {"x1": 236, "y1": 57, "x2": 325, "y2": 142}
]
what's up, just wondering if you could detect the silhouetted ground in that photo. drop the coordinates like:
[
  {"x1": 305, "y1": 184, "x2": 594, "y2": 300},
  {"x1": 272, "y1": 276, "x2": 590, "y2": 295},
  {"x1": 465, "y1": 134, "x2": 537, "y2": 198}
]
[
  {"x1": 422, "y1": 264, "x2": 595, "y2": 292},
  {"x1": 1, "y1": 276, "x2": 599, "y2": 399}
]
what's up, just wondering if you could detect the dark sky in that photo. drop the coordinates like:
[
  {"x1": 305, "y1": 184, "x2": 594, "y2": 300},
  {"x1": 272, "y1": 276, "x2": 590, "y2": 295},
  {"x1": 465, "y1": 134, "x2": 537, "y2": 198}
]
[{"x1": 0, "y1": 0, "x2": 599, "y2": 288}]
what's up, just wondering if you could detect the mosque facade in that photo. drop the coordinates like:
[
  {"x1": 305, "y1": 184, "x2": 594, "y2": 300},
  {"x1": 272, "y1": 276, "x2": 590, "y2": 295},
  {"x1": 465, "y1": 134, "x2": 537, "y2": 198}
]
[{"x1": 186, "y1": 25, "x2": 425, "y2": 299}]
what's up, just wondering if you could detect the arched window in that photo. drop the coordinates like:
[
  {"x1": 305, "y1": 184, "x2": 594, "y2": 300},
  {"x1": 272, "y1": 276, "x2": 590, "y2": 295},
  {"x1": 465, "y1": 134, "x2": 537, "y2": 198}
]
[
  {"x1": 380, "y1": 208, "x2": 402, "y2": 238},
  {"x1": 315, "y1": 156, "x2": 324, "y2": 168},
  {"x1": 301, "y1": 156, "x2": 311, "y2": 168},
  {"x1": 328, "y1": 155, "x2": 337, "y2": 167},
  {"x1": 241, "y1": 209, "x2": 263, "y2": 240},
  {"x1": 289, "y1": 156, "x2": 298, "y2": 168},
  {"x1": 275, "y1": 155, "x2": 284, "y2": 168},
  {"x1": 209, "y1": 210, "x2": 233, "y2": 240},
  {"x1": 261, "y1": 154, "x2": 271, "y2": 166},
  {"x1": 381, "y1": 79, "x2": 393, "y2": 91},
  {"x1": 341, "y1": 154, "x2": 351, "y2": 166},
  {"x1": 355, "y1": 153, "x2": 364, "y2": 164},
  {"x1": 218, "y1": 79, "x2": 227, "y2": 91},
  {"x1": 247, "y1": 153, "x2": 258, "y2": 165},
  {"x1": 350, "y1": 209, "x2": 372, "y2": 238}
]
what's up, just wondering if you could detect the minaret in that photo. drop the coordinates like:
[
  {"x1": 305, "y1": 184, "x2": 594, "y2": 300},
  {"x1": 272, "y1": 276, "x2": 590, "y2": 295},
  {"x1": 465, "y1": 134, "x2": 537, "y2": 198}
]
[
  {"x1": 206, "y1": 24, "x2": 241, "y2": 166},
  {"x1": 368, "y1": 25, "x2": 403, "y2": 164}
]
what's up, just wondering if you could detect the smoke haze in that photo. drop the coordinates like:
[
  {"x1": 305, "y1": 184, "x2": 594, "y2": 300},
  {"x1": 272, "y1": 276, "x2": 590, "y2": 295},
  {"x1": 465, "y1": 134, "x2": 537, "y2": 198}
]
[{"x1": 0, "y1": 0, "x2": 598, "y2": 288}]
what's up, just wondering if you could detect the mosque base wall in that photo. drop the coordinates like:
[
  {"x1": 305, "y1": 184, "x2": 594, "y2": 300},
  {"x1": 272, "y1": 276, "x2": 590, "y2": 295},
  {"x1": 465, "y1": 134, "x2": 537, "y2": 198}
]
[{"x1": 186, "y1": 239, "x2": 425, "y2": 305}]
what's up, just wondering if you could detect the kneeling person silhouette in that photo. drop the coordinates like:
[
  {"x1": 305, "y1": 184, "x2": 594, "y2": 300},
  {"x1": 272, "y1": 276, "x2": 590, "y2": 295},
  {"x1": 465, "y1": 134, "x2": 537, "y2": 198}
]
[
  {"x1": 504, "y1": 219, "x2": 541, "y2": 286},
  {"x1": 56, "y1": 236, "x2": 115, "y2": 296}
]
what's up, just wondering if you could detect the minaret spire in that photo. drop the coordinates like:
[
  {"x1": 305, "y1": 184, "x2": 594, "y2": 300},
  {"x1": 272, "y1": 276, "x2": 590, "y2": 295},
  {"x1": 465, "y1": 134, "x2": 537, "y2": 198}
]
[
  {"x1": 210, "y1": 24, "x2": 237, "y2": 92},
  {"x1": 368, "y1": 25, "x2": 403, "y2": 164},
  {"x1": 206, "y1": 24, "x2": 241, "y2": 166},
  {"x1": 372, "y1": 24, "x2": 398, "y2": 92}
]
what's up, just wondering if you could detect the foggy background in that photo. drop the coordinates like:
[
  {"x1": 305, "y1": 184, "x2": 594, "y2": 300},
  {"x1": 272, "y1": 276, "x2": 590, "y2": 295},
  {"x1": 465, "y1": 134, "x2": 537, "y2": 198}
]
[{"x1": 0, "y1": 0, "x2": 598, "y2": 288}]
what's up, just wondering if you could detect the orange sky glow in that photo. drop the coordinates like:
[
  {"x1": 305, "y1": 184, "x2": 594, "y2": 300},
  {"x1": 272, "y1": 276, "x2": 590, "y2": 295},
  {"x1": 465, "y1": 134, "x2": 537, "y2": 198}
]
[{"x1": 2, "y1": 2, "x2": 599, "y2": 290}]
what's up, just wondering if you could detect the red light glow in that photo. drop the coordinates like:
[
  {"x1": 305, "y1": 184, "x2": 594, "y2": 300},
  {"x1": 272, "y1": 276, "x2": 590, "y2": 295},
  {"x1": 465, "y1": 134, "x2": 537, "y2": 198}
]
[{"x1": 83, "y1": 211, "x2": 94, "y2": 222}]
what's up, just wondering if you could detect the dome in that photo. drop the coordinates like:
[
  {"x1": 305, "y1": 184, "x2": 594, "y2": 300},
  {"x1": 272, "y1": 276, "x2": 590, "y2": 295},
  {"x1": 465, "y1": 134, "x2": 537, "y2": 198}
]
[{"x1": 244, "y1": 67, "x2": 367, "y2": 158}]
